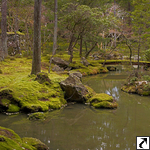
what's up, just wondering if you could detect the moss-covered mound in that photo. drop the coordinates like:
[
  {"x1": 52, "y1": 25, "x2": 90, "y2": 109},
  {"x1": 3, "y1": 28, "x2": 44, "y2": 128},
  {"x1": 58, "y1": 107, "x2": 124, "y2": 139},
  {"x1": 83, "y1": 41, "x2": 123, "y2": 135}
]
[
  {"x1": 121, "y1": 81, "x2": 150, "y2": 96},
  {"x1": 69, "y1": 61, "x2": 108, "y2": 76},
  {"x1": 0, "y1": 126, "x2": 48, "y2": 150},
  {"x1": 88, "y1": 93, "x2": 118, "y2": 109},
  {"x1": 28, "y1": 112, "x2": 46, "y2": 120},
  {"x1": 0, "y1": 73, "x2": 67, "y2": 113}
]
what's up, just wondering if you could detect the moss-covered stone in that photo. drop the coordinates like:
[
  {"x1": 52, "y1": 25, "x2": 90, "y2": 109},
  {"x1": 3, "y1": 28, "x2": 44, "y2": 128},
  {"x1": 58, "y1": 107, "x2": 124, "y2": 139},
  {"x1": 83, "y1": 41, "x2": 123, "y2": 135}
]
[
  {"x1": 84, "y1": 85, "x2": 96, "y2": 101},
  {"x1": 0, "y1": 126, "x2": 48, "y2": 150},
  {"x1": 88, "y1": 93, "x2": 118, "y2": 109},
  {"x1": 92, "y1": 101, "x2": 118, "y2": 109},
  {"x1": 121, "y1": 81, "x2": 150, "y2": 96},
  {"x1": 7, "y1": 104, "x2": 20, "y2": 113},
  {"x1": 28, "y1": 112, "x2": 46, "y2": 120},
  {"x1": 89, "y1": 93, "x2": 113, "y2": 103},
  {"x1": 22, "y1": 137, "x2": 48, "y2": 150}
]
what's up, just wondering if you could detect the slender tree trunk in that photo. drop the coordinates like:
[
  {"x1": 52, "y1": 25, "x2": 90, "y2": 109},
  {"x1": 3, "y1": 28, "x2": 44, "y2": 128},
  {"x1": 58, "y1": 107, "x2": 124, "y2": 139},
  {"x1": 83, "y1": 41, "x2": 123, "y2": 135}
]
[
  {"x1": 114, "y1": 0, "x2": 116, "y2": 47},
  {"x1": 137, "y1": 35, "x2": 141, "y2": 70},
  {"x1": 0, "y1": 0, "x2": 7, "y2": 60},
  {"x1": 79, "y1": 35, "x2": 82, "y2": 57},
  {"x1": 68, "y1": 34, "x2": 74, "y2": 55},
  {"x1": 103, "y1": 45, "x2": 117, "y2": 67},
  {"x1": 52, "y1": 0, "x2": 57, "y2": 55},
  {"x1": 85, "y1": 42, "x2": 97, "y2": 58},
  {"x1": 84, "y1": 41, "x2": 87, "y2": 53},
  {"x1": 49, "y1": 0, "x2": 58, "y2": 73},
  {"x1": 31, "y1": 0, "x2": 42, "y2": 75},
  {"x1": 128, "y1": 1, "x2": 131, "y2": 26}
]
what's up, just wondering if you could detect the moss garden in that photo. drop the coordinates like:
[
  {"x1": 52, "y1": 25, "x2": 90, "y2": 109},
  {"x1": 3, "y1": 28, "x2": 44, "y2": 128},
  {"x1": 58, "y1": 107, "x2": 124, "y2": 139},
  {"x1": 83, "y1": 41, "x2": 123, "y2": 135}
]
[{"x1": 0, "y1": 54, "x2": 119, "y2": 115}]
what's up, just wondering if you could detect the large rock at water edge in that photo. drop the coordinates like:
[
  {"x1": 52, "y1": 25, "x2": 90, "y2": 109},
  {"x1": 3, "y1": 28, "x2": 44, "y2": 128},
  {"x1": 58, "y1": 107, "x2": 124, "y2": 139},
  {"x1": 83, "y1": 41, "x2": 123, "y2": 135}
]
[{"x1": 60, "y1": 73, "x2": 88, "y2": 103}]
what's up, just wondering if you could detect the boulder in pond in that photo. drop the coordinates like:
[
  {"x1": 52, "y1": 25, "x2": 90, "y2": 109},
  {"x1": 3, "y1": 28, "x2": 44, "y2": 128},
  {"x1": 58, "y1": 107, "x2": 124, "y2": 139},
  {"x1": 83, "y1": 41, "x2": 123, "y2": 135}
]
[
  {"x1": 52, "y1": 57, "x2": 69, "y2": 69},
  {"x1": 60, "y1": 73, "x2": 88, "y2": 103},
  {"x1": 88, "y1": 93, "x2": 118, "y2": 109}
]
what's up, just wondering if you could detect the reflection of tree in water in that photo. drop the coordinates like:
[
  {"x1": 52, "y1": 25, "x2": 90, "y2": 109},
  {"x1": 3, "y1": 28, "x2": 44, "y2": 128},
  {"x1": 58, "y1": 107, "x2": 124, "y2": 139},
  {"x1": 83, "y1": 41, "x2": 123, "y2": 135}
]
[{"x1": 102, "y1": 79, "x2": 120, "y2": 100}]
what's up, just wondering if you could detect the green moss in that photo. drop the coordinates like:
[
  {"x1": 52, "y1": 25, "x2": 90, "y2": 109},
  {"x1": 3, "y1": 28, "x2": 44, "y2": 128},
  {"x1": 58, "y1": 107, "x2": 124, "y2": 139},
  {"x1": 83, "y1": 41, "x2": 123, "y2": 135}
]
[
  {"x1": 92, "y1": 101, "x2": 118, "y2": 109},
  {"x1": 89, "y1": 93, "x2": 113, "y2": 103},
  {"x1": 0, "y1": 68, "x2": 67, "y2": 113},
  {"x1": 87, "y1": 93, "x2": 118, "y2": 109},
  {"x1": 0, "y1": 126, "x2": 48, "y2": 150},
  {"x1": 84, "y1": 85, "x2": 96, "y2": 100},
  {"x1": 0, "y1": 69, "x2": 2, "y2": 74},
  {"x1": 28, "y1": 112, "x2": 46, "y2": 120},
  {"x1": 7, "y1": 104, "x2": 20, "y2": 113},
  {"x1": 1, "y1": 99, "x2": 11, "y2": 106},
  {"x1": 22, "y1": 137, "x2": 48, "y2": 150},
  {"x1": 0, "y1": 126, "x2": 22, "y2": 144},
  {"x1": 6, "y1": 31, "x2": 25, "y2": 36}
]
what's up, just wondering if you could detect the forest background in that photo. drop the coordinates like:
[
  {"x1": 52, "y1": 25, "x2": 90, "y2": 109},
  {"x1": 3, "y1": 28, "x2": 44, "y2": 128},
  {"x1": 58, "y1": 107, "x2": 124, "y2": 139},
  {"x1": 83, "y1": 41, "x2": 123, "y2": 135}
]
[{"x1": 0, "y1": 0, "x2": 150, "y2": 70}]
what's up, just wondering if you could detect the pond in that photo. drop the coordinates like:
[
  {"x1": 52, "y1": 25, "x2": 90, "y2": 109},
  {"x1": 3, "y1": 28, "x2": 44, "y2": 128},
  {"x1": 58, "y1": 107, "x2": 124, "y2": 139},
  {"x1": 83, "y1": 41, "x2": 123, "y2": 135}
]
[{"x1": 0, "y1": 70, "x2": 150, "y2": 150}]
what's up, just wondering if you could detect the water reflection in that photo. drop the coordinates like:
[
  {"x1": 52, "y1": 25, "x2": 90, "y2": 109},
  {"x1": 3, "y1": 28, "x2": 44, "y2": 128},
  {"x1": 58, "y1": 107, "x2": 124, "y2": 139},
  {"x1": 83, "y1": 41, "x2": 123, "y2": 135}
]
[{"x1": 0, "y1": 72, "x2": 150, "y2": 150}]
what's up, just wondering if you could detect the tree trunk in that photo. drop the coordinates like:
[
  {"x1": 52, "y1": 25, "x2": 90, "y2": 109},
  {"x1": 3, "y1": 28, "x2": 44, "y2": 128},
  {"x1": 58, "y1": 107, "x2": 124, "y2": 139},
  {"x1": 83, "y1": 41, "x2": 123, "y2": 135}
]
[
  {"x1": 31, "y1": 0, "x2": 42, "y2": 75},
  {"x1": 137, "y1": 35, "x2": 141, "y2": 70},
  {"x1": 85, "y1": 42, "x2": 97, "y2": 58},
  {"x1": 0, "y1": 0, "x2": 7, "y2": 60},
  {"x1": 79, "y1": 35, "x2": 82, "y2": 57},
  {"x1": 52, "y1": 0, "x2": 57, "y2": 55},
  {"x1": 68, "y1": 34, "x2": 74, "y2": 55}
]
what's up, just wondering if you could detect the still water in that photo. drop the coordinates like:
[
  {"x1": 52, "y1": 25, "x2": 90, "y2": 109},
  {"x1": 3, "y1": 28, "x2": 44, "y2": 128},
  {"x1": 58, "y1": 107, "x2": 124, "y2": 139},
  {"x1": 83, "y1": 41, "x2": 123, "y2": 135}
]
[{"x1": 0, "y1": 71, "x2": 150, "y2": 150}]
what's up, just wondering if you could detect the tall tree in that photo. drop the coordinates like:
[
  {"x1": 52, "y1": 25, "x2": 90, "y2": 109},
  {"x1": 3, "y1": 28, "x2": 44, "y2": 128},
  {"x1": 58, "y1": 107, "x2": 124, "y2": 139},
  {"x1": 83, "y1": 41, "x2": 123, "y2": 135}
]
[
  {"x1": 131, "y1": 0, "x2": 150, "y2": 69},
  {"x1": 0, "y1": 0, "x2": 7, "y2": 61},
  {"x1": 31, "y1": 0, "x2": 42, "y2": 74},
  {"x1": 48, "y1": 0, "x2": 58, "y2": 73},
  {"x1": 52, "y1": 0, "x2": 57, "y2": 55}
]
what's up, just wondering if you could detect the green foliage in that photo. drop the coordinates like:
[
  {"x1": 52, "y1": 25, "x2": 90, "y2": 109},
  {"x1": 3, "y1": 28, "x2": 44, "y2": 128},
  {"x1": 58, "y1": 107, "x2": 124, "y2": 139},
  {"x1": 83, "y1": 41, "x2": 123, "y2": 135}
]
[
  {"x1": 145, "y1": 49, "x2": 150, "y2": 61},
  {"x1": 129, "y1": 77, "x2": 138, "y2": 84},
  {"x1": 143, "y1": 75, "x2": 150, "y2": 82}
]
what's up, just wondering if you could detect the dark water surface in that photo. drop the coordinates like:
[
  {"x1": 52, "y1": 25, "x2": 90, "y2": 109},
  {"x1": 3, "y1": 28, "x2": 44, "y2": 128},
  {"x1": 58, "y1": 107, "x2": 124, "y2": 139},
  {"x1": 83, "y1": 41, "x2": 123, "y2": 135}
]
[{"x1": 1, "y1": 71, "x2": 150, "y2": 150}]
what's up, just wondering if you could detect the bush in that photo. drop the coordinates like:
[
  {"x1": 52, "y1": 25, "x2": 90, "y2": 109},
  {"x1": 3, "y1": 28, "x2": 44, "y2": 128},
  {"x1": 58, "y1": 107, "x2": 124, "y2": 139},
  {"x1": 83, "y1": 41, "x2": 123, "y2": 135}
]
[
  {"x1": 143, "y1": 75, "x2": 150, "y2": 82},
  {"x1": 145, "y1": 49, "x2": 150, "y2": 61},
  {"x1": 129, "y1": 77, "x2": 138, "y2": 84}
]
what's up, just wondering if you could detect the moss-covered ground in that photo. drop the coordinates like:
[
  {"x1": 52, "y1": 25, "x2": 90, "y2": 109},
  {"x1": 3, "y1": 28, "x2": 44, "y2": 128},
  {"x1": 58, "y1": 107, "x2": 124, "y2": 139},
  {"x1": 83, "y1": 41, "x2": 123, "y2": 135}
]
[
  {"x1": 0, "y1": 56, "x2": 68, "y2": 113},
  {"x1": 0, "y1": 53, "x2": 121, "y2": 113},
  {"x1": 0, "y1": 126, "x2": 48, "y2": 150}
]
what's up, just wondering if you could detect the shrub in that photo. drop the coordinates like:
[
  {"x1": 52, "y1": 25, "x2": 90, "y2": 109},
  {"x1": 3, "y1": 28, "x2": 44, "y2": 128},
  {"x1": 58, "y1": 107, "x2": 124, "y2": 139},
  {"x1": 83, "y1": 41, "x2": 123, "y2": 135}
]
[{"x1": 145, "y1": 49, "x2": 150, "y2": 61}]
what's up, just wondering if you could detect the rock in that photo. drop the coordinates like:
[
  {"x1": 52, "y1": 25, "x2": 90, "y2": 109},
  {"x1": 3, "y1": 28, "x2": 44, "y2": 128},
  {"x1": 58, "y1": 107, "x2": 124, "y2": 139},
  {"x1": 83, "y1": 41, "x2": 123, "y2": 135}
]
[
  {"x1": 81, "y1": 57, "x2": 90, "y2": 67},
  {"x1": 52, "y1": 57, "x2": 69, "y2": 69},
  {"x1": 88, "y1": 93, "x2": 118, "y2": 109},
  {"x1": 107, "y1": 66, "x2": 116, "y2": 71},
  {"x1": 52, "y1": 65, "x2": 64, "y2": 72},
  {"x1": 28, "y1": 112, "x2": 46, "y2": 120},
  {"x1": 65, "y1": 67, "x2": 72, "y2": 71},
  {"x1": 69, "y1": 71, "x2": 82, "y2": 81},
  {"x1": 0, "y1": 126, "x2": 49, "y2": 150},
  {"x1": 22, "y1": 137, "x2": 49, "y2": 150},
  {"x1": 60, "y1": 73, "x2": 88, "y2": 103},
  {"x1": 35, "y1": 72, "x2": 51, "y2": 85}
]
